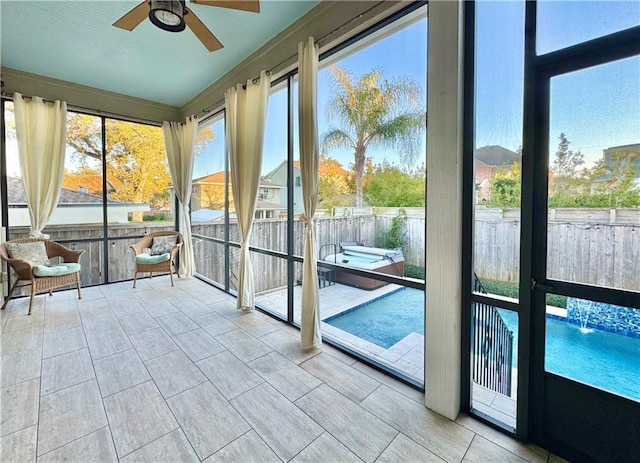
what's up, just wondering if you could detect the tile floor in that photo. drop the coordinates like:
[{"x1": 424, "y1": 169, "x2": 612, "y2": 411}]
[
  {"x1": 256, "y1": 283, "x2": 425, "y2": 382},
  {"x1": 1, "y1": 276, "x2": 563, "y2": 462}
]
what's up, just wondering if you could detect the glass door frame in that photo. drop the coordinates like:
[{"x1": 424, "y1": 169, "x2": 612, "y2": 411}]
[{"x1": 523, "y1": 2, "x2": 640, "y2": 460}]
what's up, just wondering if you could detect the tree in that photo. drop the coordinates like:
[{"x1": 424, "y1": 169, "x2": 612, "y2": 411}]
[
  {"x1": 321, "y1": 66, "x2": 426, "y2": 207},
  {"x1": 488, "y1": 163, "x2": 521, "y2": 207},
  {"x1": 66, "y1": 114, "x2": 214, "y2": 221},
  {"x1": 586, "y1": 149, "x2": 640, "y2": 207},
  {"x1": 363, "y1": 161, "x2": 425, "y2": 207},
  {"x1": 199, "y1": 184, "x2": 226, "y2": 210},
  {"x1": 549, "y1": 132, "x2": 588, "y2": 201},
  {"x1": 317, "y1": 155, "x2": 353, "y2": 212}
]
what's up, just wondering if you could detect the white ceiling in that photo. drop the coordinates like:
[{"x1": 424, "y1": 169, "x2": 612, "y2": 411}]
[{"x1": 0, "y1": 0, "x2": 320, "y2": 106}]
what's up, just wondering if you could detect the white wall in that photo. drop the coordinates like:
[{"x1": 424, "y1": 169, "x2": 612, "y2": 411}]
[{"x1": 8, "y1": 205, "x2": 149, "y2": 226}]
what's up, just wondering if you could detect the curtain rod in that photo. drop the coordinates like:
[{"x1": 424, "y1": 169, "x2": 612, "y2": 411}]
[
  {"x1": 193, "y1": 1, "x2": 384, "y2": 119},
  {"x1": 0, "y1": 91, "x2": 163, "y2": 127}
]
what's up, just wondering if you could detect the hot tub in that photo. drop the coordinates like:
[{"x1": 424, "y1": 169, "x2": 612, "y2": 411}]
[{"x1": 323, "y1": 245, "x2": 405, "y2": 290}]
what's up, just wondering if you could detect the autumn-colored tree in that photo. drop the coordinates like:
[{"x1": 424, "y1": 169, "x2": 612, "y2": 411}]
[
  {"x1": 321, "y1": 66, "x2": 426, "y2": 207},
  {"x1": 199, "y1": 184, "x2": 227, "y2": 210},
  {"x1": 317, "y1": 155, "x2": 353, "y2": 211},
  {"x1": 66, "y1": 114, "x2": 214, "y2": 221}
]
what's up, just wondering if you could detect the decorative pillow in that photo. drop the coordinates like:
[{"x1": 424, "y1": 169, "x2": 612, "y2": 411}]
[
  {"x1": 6, "y1": 241, "x2": 50, "y2": 266},
  {"x1": 150, "y1": 235, "x2": 176, "y2": 256}
]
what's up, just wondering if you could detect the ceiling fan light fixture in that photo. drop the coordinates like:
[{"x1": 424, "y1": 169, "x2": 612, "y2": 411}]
[{"x1": 149, "y1": 0, "x2": 186, "y2": 32}]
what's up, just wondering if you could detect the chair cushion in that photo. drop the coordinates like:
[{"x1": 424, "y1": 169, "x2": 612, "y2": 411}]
[
  {"x1": 150, "y1": 236, "x2": 176, "y2": 255},
  {"x1": 136, "y1": 252, "x2": 170, "y2": 264},
  {"x1": 6, "y1": 241, "x2": 50, "y2": 266},
  {"x1": 33, "y1": 263, "x2": 81, "y2": 277}
]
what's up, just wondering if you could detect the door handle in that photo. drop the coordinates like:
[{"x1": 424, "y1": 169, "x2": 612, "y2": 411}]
[{"x1": 531, "y1": 279, "x2": 554, "y2": 292}]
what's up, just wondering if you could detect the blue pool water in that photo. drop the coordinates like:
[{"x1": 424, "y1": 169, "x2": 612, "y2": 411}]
[
  {"x1": 498, "y1": 309, "x2": 640, "y2": 401},
  {"x1": 325, "y1": 288, "x2": 424, "y2": 348},
  {"x1": 327, "y1": 289, "x2": 640, "y2": 401}
]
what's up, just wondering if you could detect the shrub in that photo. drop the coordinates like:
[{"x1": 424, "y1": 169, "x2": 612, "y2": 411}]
[
  {"x1": 479, "y1": 278, "x2": 567, "y2": 309},
  {"x1": 405, "y1": 265, "x2": 425, "y2": 280}
]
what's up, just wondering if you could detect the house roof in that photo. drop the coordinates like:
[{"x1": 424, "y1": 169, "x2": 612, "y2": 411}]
[
  {"x1": 193, "y1": 170, "x2": 283, "y2": 188},
  {"x1": 262, "y1": 159, "x2": 350, "y2": 180},
  {"x1": 256, "y1": 199, "x2": 286, "y2": 211},
  {"x1": 62, "y1": 172, "x2": 122, "y2": 195},
  {"x1": 8, "y1": 176, "x2": 122, "y2": 206},
  {"x1": 193, "y1": 171, "x2": 226, "y2": 184},
  {"x1": 476, "y1": 145, "x2": 520, "y2": 166}
]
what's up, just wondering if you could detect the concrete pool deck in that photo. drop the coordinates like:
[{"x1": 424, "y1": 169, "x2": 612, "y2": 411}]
[{"x1": 255, "y1": 282, "x2": 425, "y2": 383}]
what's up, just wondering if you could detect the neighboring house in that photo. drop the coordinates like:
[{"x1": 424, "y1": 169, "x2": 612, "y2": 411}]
[
  {"x1": 262, "y1": 160, "x2": 350, "y2": 213},
  {"x1": 598, "y1": 143, "x2": 640, "y2": 187},
  {"x1": 7, "y1": 176, "x2": 149, "y2": 225},
  {"x1": 475, "y1": 145, "x2": 520, "y2": 202},
  {"x1": 261, "y1": 161, "x2": 301, "y2": 213},
  {"x1": 182, "y1": 171, "x2": 286, "y2": 219}
]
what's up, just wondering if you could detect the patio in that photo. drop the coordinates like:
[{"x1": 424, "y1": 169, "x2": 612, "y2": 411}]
[
  {"x1": 256, "y1": 282, "x2": 425, "y2": 383},
  {"x1": 0, "y1": 276, "x2": 555, "y2": 462}
]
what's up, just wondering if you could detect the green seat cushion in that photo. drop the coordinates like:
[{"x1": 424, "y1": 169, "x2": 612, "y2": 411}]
[
  {"x1": 136, "y1": 252, "x2": 170, "y2": 264},
  {"x1": 33, "y1": 263, "x2": 81, "y2": 277}
]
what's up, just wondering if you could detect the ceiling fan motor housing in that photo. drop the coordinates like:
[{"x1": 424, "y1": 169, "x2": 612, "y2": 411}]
[{"x1": 149, "y1": 0, "x2": 187, "y2": 32}]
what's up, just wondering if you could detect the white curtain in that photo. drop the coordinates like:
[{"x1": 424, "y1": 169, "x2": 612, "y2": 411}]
[
  {"x1": 163, "y1": 116, "x2": 199, "y2": 276},
  {"x1": 226, "y1": 70, "x2": 271, "y2": 311},
  {"x1": 13, "y1": 93, "x2": 67, "y2": 239},
  {"x1": 298, "y1": 37, "x2": 322, "y2": 349}
]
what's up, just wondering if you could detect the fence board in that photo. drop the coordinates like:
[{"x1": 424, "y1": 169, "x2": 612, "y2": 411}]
[{"x1": 9, "y1": 216, "x2": 639, "y2": 293}]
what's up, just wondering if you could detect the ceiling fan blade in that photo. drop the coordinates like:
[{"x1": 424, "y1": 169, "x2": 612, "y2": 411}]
[
  {"x1": 184, "y1": 8, "x2": 224, "y2": 52},
  {"x1": 190, "y1": 0, "x2": 260, "y2": 13},
  {"x1": 113, "y1": 1, "x2": 149, "y2": 31}
]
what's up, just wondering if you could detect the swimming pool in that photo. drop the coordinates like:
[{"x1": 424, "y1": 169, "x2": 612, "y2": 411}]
[
  {"x1": 326, "y1": 288, "x2": 640, "y2": 401},
  {"x1": 325, "y1": 288, "x2": 424, "y2": 348}
]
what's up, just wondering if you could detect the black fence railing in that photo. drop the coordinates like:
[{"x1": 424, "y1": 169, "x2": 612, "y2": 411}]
[{"x1": 472, "y1": 273, "x2": 514, "y2": 396}]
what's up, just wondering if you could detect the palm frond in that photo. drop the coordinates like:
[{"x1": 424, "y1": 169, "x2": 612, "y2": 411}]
[{"x1": 321, "y1": 129, "x2": 355, "y2": 154}]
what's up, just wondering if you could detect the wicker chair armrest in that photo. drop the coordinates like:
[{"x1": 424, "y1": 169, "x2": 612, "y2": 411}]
[
  {"x1": 1, "y1": 257, "x2": 35, "y2": 279},
  {"x1": 130, "y1": 242, "x2": 146, "y2": 255},
  {"x1": 169, "y1": 242, "x2": 183, "y2": 259},
  {"x1": 46, "y1": 241, "x2": 84, "y2": 263}
]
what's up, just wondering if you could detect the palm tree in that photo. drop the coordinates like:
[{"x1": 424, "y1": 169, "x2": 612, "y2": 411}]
[{"x1": 321, "y1": 66, "x2": 426, "y2": 207}]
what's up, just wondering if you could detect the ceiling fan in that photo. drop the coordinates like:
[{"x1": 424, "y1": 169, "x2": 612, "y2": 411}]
[{"x1": 113, "y1": 0, "x2": 260, "y2": 52}]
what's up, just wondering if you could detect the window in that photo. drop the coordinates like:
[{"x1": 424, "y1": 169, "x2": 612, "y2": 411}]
[
  {"x1": 470, "y1": 0, "x2": 525, "y2": 430},
  {"x1": 536, "y1": 1, "x2": 640, "y2": 55},
  {"x1": 191, "y1": 111, "x2": 225, "y2": 288}
]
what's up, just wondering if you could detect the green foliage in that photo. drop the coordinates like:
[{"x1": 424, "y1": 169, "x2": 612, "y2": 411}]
[
  {"x1": 488, "y1": 164, "x2": 521, "y2": 207},
  {"x1": 317, "y1": 155, "x2": 354, "y2": 211},
  {"x1": 383, "y1": 209, "x2": 407, "y2": 250},
  {"x1": 487, "y1": 134, "x2": 640, "y2": 208},
  {"x1": 321, "y1": 66, "x2": 427, "y2": 207},
  {"x1": 405, "y1": 265, "x2": 425, "y2": 280},
  {"x1": 141, "y1": 213, "x2": 172, "y2": 222},
  {"x1": 363, "y1": 161, "x2": 425, "y2": 207},
  {"x1": 480, "y1": 278, "x2": 567, "y2": 308}
]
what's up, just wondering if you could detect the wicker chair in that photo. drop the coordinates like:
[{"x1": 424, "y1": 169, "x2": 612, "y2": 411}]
[
  {"x1": 130, "y1": 231, "x2": 183, "y2": 288},
  {"x1": 0, "y1": 239, "x2": 85, "y2": 315}
]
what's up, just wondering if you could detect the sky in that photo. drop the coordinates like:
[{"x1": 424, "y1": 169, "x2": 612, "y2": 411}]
[
  {"x1": 193, "y1": 15, "x2": 428, "y2": 178},
  {"x1": 194, "y1": 1, "x2": 639, "y2": 179},
  {"x1": 476, "y1": 1, "x2": 639, "y2": 165}
]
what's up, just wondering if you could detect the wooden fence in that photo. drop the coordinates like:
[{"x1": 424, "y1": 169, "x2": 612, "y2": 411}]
[{"x1": 8, "y1": 213, "x2": 639, "y2": 293}]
